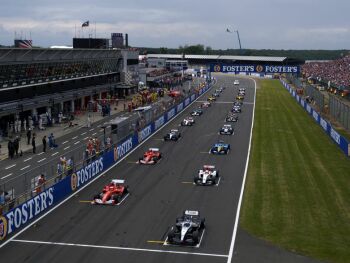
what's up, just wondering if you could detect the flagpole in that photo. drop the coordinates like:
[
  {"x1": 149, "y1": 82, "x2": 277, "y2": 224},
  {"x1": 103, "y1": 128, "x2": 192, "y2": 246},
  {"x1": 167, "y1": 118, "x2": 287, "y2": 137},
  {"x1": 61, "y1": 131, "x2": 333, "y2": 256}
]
[
  {"x1": 75, "y1": 24, "x2": 76, "y2": 38},
  {"x1": 94, "y1": 21, "x2": 96, "y2": 38}
]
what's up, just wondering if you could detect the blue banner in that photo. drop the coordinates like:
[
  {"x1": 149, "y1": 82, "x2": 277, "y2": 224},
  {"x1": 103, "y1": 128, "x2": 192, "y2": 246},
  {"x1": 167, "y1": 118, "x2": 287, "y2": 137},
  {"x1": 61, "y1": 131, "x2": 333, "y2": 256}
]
[
  {"x1": 280, "y1": 80, "x2": 349, "y2": 157},
  {"x1": 210, "y1": 64, "x2": 300, "y2": 74},
  {"x1": 0, "y1": 176, "x2": 72, "y2": 240}
]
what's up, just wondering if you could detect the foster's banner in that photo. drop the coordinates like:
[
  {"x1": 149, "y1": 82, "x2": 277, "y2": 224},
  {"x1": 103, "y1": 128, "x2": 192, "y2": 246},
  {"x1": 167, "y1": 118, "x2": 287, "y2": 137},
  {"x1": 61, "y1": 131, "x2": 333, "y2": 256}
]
[{"x1": 211, "y1": 64, "x2": 300, "y2": 74}]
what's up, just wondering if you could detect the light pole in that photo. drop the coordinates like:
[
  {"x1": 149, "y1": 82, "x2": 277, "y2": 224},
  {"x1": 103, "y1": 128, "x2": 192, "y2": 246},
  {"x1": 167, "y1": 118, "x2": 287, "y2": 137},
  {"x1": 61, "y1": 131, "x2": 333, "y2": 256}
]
[{"x1": 226, "y1": 28, "x2": 242, "y2": 54}]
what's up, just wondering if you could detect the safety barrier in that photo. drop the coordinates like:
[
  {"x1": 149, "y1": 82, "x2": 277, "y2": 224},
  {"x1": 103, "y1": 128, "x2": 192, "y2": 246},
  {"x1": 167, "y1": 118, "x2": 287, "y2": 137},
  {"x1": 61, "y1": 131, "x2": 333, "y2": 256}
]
[
  {"x1": 280, "y1": 79, "x2": 350, "y2": 157},
  {"x1": 0, "y1": 81, "x2": 213, "y2": 241}
]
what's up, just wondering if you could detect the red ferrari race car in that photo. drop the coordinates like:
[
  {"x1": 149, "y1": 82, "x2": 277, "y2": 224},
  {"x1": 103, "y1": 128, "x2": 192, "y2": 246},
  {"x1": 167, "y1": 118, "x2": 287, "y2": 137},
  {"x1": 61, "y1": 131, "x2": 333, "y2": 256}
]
[
  {"x1": 139, "y1": 148, "x2": 162, "y2": 164},
  {"x1": 92, "y1": 179, "x2": 129, "y2": 205}
]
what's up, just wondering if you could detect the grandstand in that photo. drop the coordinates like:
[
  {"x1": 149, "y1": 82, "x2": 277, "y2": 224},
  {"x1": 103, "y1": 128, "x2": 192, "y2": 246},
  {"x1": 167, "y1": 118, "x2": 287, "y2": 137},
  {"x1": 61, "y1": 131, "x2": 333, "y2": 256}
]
[{"x1": 0, "y1": 48, "x2": 139, "y2": 138}]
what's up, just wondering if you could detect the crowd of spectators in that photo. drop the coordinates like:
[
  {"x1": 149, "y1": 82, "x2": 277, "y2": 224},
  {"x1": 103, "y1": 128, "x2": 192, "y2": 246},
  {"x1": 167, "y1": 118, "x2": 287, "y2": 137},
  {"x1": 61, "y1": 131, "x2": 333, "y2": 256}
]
[{"x1": 302, "y1": 55, "x2": 350, "y2": 88}]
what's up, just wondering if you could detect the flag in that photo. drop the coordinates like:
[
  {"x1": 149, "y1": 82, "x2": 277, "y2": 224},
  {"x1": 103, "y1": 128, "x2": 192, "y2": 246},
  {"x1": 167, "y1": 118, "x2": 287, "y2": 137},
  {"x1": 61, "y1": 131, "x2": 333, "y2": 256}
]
[
  {"x1": 82, "y1": 21, "x2": 89, "y2": 27},
  {"x1": 226, "y1": 28, "x2": 231, "y2": 33}
]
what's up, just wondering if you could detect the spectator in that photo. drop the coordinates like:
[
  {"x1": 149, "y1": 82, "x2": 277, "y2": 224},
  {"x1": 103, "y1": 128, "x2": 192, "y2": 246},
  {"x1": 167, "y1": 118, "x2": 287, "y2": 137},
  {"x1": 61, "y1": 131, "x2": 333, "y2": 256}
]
[
  {"x1": 56, "y1": 161, "x2": 63, "y2": 182},
  {"x1": 27, "y1": 129, "x2": 31, "y2": 145},
  {"x1": 42, "y1": 136, "x2": 47, "y2": 152},
  {"x1": 48, "y1": 133, "x2": 58, "y2": 148},
  {"x1": 66, "y1": 157, "x2": 74, "y2": 176},
  {"x1": 13, "y1": 136, "x2": 19, "y2": 157},
  {"x1": 35, "y1": 174, "x2": 46, "y2": 194},
  {"x1": 8, "y1": 139, "x2": 14, "y2": 159},
  {"x1": 32, "y1": 134, "x2": 36, "y2": 154}
]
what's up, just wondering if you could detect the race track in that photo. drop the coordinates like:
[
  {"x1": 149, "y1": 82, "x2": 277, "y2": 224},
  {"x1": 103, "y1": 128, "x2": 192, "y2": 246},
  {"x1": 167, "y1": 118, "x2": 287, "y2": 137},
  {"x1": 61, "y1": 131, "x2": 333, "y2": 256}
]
[{"x1": 0, "y1": 75, "x2": 255, "y2": 263}]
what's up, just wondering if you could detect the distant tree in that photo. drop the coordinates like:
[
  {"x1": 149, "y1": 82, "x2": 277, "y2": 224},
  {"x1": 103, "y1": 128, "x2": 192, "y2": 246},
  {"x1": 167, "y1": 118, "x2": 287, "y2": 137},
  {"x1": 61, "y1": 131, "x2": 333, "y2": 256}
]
[{"x1": 159, "y1": 47, "x2": 168, "y2": 54}]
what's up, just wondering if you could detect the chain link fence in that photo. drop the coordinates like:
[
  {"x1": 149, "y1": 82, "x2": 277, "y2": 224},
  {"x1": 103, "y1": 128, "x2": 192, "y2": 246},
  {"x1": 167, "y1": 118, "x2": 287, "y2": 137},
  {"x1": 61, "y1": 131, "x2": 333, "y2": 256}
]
[
  {"x1": 0, "y1": 79, "x2": 206, "y2": 214},
  {"x1": 286, "y1": 75, "x2": 350, "y2": 132}
]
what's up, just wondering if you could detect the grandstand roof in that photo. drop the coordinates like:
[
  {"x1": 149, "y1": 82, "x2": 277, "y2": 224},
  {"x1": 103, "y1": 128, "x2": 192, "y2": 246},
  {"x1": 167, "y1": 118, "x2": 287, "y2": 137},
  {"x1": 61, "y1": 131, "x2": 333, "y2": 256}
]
[{"x1": 147, "y1": 54, "x2": 303, "y2": 64}]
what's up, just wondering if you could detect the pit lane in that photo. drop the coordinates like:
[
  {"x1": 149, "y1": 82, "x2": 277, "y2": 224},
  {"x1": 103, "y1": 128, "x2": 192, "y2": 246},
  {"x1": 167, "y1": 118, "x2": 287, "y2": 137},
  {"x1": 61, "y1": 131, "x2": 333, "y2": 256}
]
[{"x1": 0, "y1": 75, "x2": 255, "y2": 263}]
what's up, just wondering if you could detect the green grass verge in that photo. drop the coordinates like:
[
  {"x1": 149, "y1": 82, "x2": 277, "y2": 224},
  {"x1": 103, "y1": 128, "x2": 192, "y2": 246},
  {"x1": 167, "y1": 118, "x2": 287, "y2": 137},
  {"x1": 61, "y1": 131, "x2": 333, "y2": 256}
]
[{"x1": 241, "y1": 79, "x2": 350, "y2": 263}]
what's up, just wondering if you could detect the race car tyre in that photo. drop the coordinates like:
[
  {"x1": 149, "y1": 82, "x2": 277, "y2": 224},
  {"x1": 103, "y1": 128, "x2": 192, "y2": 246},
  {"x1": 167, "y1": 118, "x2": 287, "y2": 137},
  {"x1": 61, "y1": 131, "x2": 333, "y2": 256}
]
[
  {"x1": 113, "y1": 195, "x2": 121, "y2": 203},
  {"x1": 192, "y1": 230, "x2": 199, "y2": 244},
  {"x1": 93, "y1": 194, "x2": 101, "y2": 200}
]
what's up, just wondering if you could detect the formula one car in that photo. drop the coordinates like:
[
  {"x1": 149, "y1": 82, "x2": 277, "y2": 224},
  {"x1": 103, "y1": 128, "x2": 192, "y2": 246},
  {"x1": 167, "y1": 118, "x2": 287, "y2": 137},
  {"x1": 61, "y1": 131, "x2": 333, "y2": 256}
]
[
  {"x1": 238, "y1": 90, "x2": 245, "y2": 96},
  {"x1": 226, "y1": 113, "x2": 238, "y2": 122},
  {"x1": 231, "y1": 105, "x2": 242, "y2": 113},
  {"x1": 234, "y1": 80, "x2": 240, "y2": 85},
  {"x1": 236, "y1": 94, "x2": 244, "y2": 100},
  {"x1": 212, "y1": 92, "x2": 220, "y2": 97},
  {"x1": 92, "y1": 179, "x2": 129, "y2": 205},
  {"x1": 210, "y1": 141, "x2": 230, "y2": 154},
  {"x1": 181, "y1": 117, "x2": 195, "y2": 126},
  {"x1": 139, "y1": 148, "x2": 162, "y2": 164},
  {"x1": 190, "y1": 109, "x2": 203, "y2": 116},
  {"x1": 167, "y1": 210, "x2": 205, "y2": 246},
  {"x1": 236, "y1": 95, "x2": 244, "y2": 100},
  {"x1": 239, "y1": 87, "x2": 245, "y2": 92},
  {"x1": 164, "y1": 129, "x2": 181, "y2": 141},
  {"x1": 207, "y1": 96, "x2": 216, "y2": 102},
  {"x1": 219, "y1": 124, "x2": 234, "y2": 135},
  {"x1": 201, "y1": 101, "x2": 211, "y2": 108},
  {"x1": 194, "y1": 165, "x2": 219, "y2": 185},
  {"x1": 233, "y1": 101, "x2": 243, "y2": 106}
]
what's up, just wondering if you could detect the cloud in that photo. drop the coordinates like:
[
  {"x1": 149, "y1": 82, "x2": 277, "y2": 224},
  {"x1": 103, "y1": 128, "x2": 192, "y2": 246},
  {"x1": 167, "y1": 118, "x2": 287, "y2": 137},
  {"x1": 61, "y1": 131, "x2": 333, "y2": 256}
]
[{"x1": 0, "y1": 0, "x2": 349, "y2": 49}]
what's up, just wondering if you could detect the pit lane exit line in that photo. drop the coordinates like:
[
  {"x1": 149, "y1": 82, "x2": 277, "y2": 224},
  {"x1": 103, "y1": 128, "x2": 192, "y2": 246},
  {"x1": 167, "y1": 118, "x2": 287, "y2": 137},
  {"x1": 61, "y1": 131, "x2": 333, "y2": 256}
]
[{"x1": 12, "y1": 239, "x2": 228, "y2": 258}]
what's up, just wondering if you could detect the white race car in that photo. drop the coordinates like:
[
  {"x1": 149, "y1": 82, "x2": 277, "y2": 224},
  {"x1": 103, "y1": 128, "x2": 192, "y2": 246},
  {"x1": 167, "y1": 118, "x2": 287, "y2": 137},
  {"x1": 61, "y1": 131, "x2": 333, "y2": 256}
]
[
  {"x1": 234, "y1": 80, "x2": 239, "y2": 85},
  {"x1": 194, "y1": 165, "x2": 219, "y2": 185},
  {"x1": 181, "y1": 117, "x2": 195, "y2": 126}
]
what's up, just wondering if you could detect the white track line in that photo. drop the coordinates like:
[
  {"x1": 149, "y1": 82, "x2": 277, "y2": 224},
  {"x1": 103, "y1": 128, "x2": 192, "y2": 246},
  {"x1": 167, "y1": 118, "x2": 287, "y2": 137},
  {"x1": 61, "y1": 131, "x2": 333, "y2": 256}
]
[
  {"x1": 83, "y1": 137, "x2": 89, "y2": 140},
  {"x1": 74, "y1": 141, "x2": 80, "y2": 145},
  {"x1": 89, "y1": 128, "x2": 94, "y2": 131},
  {"x1": 5, "y1": 164, "x2": 16, "y2": 170},
  {"x1": 63, "y1": 146, "x2": 70, "y2": 150},
  {"x1": 92, "y1": 132, "x2": 97, "y2": 136},
  {"x1": 37, "y1": 152, "x2": 44, "y2": 156},
  {"x1": 227, "y1": 78, "x2": 256, "y2": 263},
  {"x1": 37, "y1": 158, "x2": 46, "y2": 163},
  {"x1": 51, "y1": 152, "x2": 59, "y2": 157},
  {"x1": 72, "y1": 136, "x2": 78, "y2": 140},
  {"x1": 20, "y1": 165, "x2": 30, "y2": 171},
  {"x1": 12, "y1": 239, "x2": 227, "y2": 258},
  {"x1": 62, "y1": 141, "x2": 68, "y2": 145},
  {"x1": 81, "y1": 132, "x2": 87, "y2": 136},
  {"x1": 23, "y1": 157, "x2": 32, "y2": 162},
  {"x1": 1, "y1": 173, "x2": 13, "y2": 180},
  {"x1": 1, "y1": 81, "x2": 215, "y2": 249}
]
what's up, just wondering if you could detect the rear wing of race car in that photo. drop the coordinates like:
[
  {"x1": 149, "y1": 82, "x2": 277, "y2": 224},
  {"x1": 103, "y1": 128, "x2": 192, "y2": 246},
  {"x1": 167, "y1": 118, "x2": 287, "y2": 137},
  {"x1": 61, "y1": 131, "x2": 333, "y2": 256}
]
[
  {"x1": 170, "y1": 129, "x2": 178, "y2": 133},
  {"x1": 149, "y1": 148, "x2": 160, "y2": 152},
  {"x1": 203, "y1": 165, "x2": 215, "y2": 169},
  {"x1": 184, "y1": 210, "x2": 199, "y2": 216},
  {"x1": 111, "y1": 179, "x2": 125, "y2": 184}
]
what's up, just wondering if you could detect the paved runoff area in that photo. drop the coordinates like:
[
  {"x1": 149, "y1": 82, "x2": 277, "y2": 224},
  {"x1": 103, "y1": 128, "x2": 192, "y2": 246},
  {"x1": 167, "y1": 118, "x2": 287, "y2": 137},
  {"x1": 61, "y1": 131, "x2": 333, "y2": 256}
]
[{"x1": 0, "y1": 75, "x2": 320, "y2": 263}]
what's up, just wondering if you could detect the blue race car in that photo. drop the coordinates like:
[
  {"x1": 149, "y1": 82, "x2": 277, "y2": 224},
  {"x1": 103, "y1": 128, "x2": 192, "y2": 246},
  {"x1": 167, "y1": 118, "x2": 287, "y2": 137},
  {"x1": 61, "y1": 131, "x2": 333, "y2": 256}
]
[{"x1": 210, "y1": 141, "x2": 230, "y2": 154}]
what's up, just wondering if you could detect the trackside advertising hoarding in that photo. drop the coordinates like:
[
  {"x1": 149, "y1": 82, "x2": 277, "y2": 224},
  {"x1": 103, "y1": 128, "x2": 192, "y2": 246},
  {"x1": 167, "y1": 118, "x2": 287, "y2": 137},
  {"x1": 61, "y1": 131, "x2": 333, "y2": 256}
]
[
  {"x1": 280, "y1": 80, "x2": 349, "y2": 156},
  {"x1": 0, "y1": 82, "x2": 212, "y2": 241},
  {"x1": 210, "y1": 64, "x2": 300, "y2": 74}
]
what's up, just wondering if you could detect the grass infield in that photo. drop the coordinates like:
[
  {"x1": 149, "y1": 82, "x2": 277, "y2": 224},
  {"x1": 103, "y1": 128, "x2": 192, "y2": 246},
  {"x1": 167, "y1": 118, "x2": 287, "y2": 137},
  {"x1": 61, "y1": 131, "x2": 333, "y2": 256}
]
[{"x1": 241, "y1": 79, "x2": 350, "y2": 263}]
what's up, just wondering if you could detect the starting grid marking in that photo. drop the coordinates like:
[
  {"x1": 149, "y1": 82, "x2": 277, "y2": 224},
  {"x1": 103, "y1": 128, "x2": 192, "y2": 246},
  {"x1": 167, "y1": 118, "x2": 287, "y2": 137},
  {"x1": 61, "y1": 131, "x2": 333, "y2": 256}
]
[{"x1": 11, "y1": 239, "x2": 228, "y2": 258}]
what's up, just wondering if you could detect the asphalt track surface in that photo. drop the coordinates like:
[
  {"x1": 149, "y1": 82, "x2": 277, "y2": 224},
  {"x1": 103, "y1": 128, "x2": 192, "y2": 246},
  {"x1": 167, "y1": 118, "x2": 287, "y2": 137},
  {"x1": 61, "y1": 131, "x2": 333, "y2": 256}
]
[{"x1": 0, "y1": 75, "x2": 324, "y2": 263}]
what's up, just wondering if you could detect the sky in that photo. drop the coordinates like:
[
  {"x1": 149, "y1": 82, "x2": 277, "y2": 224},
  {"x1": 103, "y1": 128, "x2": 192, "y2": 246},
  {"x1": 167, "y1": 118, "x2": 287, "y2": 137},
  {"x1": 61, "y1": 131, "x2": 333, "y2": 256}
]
[{"x1": 0, "y1": 0, "x2": 349, "y2": 50}]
